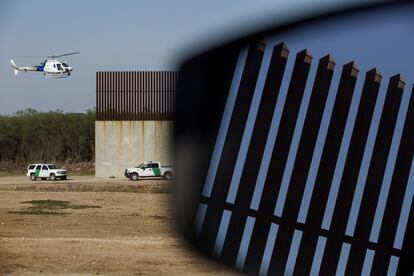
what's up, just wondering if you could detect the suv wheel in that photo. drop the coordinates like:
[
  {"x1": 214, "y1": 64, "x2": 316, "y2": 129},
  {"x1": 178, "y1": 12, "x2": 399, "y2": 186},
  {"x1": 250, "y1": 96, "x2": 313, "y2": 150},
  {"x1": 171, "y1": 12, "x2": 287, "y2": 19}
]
[
  {"x1": 50, "y1": 174, "x2": 56, "y2": 181},
  {"x1": 30, "y1": 174, "x2": 37, "y2": 181},
  {"x1": 130, "y1": 173, "x2": 139, "y2": 181}
]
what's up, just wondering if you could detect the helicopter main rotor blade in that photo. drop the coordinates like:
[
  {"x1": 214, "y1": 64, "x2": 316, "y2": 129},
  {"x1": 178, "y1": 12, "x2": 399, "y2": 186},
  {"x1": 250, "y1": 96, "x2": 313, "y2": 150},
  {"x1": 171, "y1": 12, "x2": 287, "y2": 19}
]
[
  {"x1": 50, "y1": 52, "x2": 80, "y2": 58},
  {"x1": 15, "y1": 55, "x2": 49, "y2": 58}
]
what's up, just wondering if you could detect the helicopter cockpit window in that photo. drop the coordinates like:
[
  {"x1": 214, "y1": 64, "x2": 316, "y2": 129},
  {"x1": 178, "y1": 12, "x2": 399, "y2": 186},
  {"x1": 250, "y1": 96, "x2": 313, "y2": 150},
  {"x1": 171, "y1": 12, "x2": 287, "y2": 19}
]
[
  {"x1": 62, "y1": 63, "x2": 69, "y2": 67},
  {"x1": 56, "y1": 64, "x2": 63, "y2": 71}
]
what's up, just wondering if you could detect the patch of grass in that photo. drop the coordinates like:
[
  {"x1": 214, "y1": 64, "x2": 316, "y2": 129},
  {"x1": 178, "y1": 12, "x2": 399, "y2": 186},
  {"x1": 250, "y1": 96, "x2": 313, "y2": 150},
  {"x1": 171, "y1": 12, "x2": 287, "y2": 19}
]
[
  {"x1": 149, "y1": 215, "x2": 170, "y2": 220},
  {"x1": 9, "y1": 199, "x2": 101, "y2": 216},
  {"x1": 21, "y1": 199, "x2": 101, "y2": 209},
  {"x1": 9, "y1": 210, "x2": 65, "y2": 216},
  {"x1": 22, "y1": 199, "x2": 71, "y2": 209}
]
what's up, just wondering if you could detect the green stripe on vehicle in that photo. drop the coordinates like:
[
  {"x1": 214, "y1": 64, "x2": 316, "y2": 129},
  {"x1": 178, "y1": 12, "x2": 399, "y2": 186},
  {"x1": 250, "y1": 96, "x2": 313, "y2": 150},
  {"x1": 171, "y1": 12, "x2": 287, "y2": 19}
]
[
  {"x1": 153, "y1": 167, "x2": 161, "y2": 176},
  {"x1": 35, "y1": 169, "x2": 40, "y2": 177}
]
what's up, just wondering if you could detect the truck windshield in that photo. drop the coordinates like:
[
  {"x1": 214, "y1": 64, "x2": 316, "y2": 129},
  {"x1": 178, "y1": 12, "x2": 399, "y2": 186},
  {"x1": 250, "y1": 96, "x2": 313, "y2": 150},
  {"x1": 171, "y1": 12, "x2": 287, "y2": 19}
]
[{"x1": 136, "y1": 163, "x2": 144, "y2": 168}]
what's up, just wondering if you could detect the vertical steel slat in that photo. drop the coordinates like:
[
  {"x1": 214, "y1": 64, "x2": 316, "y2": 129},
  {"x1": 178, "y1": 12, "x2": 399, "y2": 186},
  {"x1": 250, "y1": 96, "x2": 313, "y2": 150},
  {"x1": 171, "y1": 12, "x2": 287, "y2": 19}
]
[
  {"x1": 107, "y1": 71, "x2": 110, "y2": 121},
  {"x1": 121, "y1": 72, "x2": 123, "y2": 120},
  {"x1": 102, "y1": 72, "x2": 105, "y2": 120},
  {"x1": 129, "y1": 72, "x2": 132, "y2": 120},
  {"x1": 144, "y1": 71, "x2": 146, "y2": 120},
  {"x1": 117, "y1": 71, "x2": 120, "y2": 120},
  {"x1": 99, "y1": 72, "x2": 102, "y2": 120},
  {"x1": 169, "y1": 71, "x2": 171, "y2": 120},
  {"x1": 159, "y1": 71, "x2": 162, "y2": 119},
  {"x1": 158, "y1": 72, "x2": 161, "y2": 120},
  {"x1": 140, "y1": 72, "x2": 142, "y2": 120},
  {"x1": 142, "y1": 72, "x2": 145, "y2": 120},
  {"x1": 106, "y1": 71, "x2": 109, "y2": 121},
  {"x1": 124, "y1": 72, "x2": 127, "y2": 120},
  {"x1": 163, "y1": 71, "x2": 166, "y2": 118},
  {"x1": 133, "y1": 71, "x2": 135, "y2": 120},
  {"x1": 96, "y1": 72, "x2": 99, "y2": 120},
  {"x1": 111, "y1": 71, "x2": 114, "y2": 121},
  {"x1": 125, "y1": 72, "x2": 128, "y2": 120},
  {"x1": 148, "y1": 71, "x2": 150, "y2": 120},
  {"x1": 108, "y1": 71, "x2": 111, "y2": 120},
  {"x1": 103, "y1": 72, "x2": 105, "y2": 120},
  {"x1": 144, "y1": 71, "x2": 147, "y2": 120},
  {"x1": 150, "y1": 72, "x2": 153, "y2": 120},
  {"x1": 154, "y1": 71, "x2": 156, "y2": 119},
  {"x1": 115, "y1": 72, "x2": 118, "y2": 120},
  {"x1": 138, "y1": 71, "x2": 140, "y2": 120},
  {"x1": 134, "y1": 72, "x2": 137, "y2": 120},
  {"x1": 100, "y1": 72, "x2": 103, "y2": 120},
  {"x1": 169, "y1": 71, "x2": 172, "y2": 120},
  {"x1": 139, "y1": 72, "x2": 141, "y2": 120},
  {"x1": 131, "y1": 71, "x2": 133, "y2": 120},
  {"x1": 113, "y1": 71, "x2": 116, "y2": 120}
]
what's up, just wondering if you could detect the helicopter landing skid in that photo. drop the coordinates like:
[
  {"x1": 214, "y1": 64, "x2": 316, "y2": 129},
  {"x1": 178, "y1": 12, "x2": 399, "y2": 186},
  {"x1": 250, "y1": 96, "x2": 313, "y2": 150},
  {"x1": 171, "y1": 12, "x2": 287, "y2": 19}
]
[{"x1": 44, "y1": 73, "x2": 70, "y2": 79}]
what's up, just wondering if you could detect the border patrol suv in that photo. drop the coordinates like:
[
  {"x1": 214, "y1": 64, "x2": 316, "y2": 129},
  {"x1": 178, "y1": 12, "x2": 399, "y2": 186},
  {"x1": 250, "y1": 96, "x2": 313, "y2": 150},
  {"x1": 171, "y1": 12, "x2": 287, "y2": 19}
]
[
  {"x1": 124, "y1": 161, "x2": 174, "y2": 181},
  {"x1": 26, "y1": 164, "x2": 68, "y2": 181}
]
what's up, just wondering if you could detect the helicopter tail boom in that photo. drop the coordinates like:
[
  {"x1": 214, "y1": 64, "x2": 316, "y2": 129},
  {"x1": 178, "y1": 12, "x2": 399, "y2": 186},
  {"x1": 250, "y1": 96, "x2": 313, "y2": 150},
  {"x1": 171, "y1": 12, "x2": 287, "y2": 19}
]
[{"x1": 10, "y1": 59, "x2": 38, "y2": 74}]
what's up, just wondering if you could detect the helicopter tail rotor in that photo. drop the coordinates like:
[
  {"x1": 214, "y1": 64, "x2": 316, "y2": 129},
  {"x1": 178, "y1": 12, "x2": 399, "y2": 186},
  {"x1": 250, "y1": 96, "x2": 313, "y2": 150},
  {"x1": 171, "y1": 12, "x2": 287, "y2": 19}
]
[{"x1": 10, "y1": 60, "x2": 19, "y2": 75}]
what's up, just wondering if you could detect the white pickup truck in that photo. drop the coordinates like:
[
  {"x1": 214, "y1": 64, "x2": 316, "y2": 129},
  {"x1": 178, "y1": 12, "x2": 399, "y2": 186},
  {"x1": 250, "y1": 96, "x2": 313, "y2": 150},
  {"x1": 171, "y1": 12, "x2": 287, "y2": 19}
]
[{"x1": 124, "y1": 161, "x2": 174, "y2": 181}]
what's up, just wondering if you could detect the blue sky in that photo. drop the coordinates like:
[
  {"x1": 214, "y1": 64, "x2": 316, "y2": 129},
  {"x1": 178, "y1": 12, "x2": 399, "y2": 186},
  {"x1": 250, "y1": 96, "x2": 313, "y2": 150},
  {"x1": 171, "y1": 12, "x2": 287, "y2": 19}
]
[{"x1": 0, "y1": 0, "x2": 370, "y2": 115}]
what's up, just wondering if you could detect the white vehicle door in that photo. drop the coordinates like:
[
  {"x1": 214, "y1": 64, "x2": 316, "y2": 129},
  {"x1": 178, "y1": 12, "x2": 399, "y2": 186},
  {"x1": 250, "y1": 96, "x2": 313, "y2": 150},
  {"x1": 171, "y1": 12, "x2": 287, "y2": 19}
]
[
  {"x1": 39, "y1": 165, "x2": 49, "y2": 178},
  {"x1": 140, "y1": 164, "x2": 155, "y2": 177}
]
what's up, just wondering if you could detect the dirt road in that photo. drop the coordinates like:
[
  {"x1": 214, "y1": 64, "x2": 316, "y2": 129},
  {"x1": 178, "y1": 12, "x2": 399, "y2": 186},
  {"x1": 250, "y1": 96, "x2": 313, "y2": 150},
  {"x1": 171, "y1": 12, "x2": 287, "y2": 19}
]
[{"x1": 0, "y1": 176, "x2": 238, "y2": 275}]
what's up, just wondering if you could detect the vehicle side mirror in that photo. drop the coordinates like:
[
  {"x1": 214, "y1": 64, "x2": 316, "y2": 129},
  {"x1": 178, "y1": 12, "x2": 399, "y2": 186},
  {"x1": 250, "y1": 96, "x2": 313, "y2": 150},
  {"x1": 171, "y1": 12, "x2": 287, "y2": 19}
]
[{"x1": 174, "y1": 1, "x2": 414, "y2": 275}]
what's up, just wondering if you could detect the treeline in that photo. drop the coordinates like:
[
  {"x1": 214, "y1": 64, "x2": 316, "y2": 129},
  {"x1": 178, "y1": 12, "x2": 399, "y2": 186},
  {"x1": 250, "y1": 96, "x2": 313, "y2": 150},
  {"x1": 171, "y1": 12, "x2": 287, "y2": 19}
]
[{"x1": 0, "y1": 108, "x2": 95, "y2": 165}]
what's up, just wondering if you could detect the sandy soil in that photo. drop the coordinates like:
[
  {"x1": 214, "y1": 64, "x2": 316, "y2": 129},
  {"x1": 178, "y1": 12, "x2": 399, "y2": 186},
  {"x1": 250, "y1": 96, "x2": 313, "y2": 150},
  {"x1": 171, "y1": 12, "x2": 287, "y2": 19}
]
[{"x1": 0, "y1": 176, "x2": 238, "y2": 275}]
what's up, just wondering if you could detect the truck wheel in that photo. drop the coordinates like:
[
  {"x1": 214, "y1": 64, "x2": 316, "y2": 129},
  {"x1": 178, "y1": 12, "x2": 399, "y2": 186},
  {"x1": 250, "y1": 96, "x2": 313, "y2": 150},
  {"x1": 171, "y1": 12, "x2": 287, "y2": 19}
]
[
  {"x1": 163, "y1": 172, "x2": 173, "y2": 180},
  {"x1": 61, "y1": 176, "x2": 67, "y2": 180},
  {"x1": 30, "y1": 174, "x2": 37, "y2": 181},
  {"x1": 50, "y1": 174, "x2": 56, "y2": 181},
  {"x1": 130, "y1": 173, "x2": 139, "y2": 181}
]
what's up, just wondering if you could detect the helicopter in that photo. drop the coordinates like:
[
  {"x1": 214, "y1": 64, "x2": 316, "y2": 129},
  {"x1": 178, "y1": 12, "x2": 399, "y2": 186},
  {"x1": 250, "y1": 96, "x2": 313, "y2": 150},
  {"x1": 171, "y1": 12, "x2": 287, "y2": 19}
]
[{"x1": 10, "y1": 52, "x2": 80, "y2": 79}]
